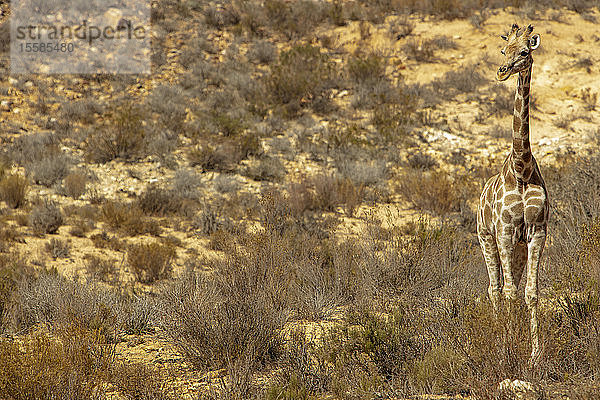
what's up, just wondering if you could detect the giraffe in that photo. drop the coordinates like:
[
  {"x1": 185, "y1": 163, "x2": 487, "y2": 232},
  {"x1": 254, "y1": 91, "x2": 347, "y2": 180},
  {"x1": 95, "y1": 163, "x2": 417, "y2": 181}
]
[{"x1": 476, "y1": 23, "x2": 549, "y2": 363}]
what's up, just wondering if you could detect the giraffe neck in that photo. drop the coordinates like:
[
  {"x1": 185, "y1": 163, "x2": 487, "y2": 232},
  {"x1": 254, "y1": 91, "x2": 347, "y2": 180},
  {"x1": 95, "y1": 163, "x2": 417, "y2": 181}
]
[{"x1": 511, "y1": 65, "x2": 533, "y2": 183}]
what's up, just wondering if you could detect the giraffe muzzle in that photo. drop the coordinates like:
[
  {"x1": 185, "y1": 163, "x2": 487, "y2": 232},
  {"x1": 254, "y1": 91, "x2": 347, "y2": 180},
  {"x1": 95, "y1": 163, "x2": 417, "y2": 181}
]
[{"x1": 497, "y1": 65, "x2": 512, "y2": 81}]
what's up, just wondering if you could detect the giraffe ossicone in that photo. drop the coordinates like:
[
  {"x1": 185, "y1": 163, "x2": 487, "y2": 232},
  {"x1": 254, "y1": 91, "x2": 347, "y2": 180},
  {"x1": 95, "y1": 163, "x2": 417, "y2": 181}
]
[{"x1": 476, "y1": 23, "x2": 549, "y2": 365}]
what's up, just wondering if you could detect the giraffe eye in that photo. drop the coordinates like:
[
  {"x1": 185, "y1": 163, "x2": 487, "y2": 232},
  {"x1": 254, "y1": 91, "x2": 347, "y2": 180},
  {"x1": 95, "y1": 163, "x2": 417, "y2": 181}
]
[{"x1": 520, "y1": 50, "x2": 529, "y2": 57}]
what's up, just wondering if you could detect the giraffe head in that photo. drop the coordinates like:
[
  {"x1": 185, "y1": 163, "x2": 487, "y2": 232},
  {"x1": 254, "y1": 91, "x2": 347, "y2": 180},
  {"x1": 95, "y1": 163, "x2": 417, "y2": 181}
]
[{"x1": 497, "y1": 23, "x2": 540, "y2": 81}]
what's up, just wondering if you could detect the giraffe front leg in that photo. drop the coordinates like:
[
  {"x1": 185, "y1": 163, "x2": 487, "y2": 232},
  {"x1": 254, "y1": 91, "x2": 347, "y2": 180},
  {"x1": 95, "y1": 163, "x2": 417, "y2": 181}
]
[
  {"x1": 478, "y1": 231, "x2": 502, "y2": 309},
  {"x1": 497, "y1": 229, "x2": 518, "y2": 301},
  {"x1": 526, "y1": 225, "x2": 546, "y2": 366}
]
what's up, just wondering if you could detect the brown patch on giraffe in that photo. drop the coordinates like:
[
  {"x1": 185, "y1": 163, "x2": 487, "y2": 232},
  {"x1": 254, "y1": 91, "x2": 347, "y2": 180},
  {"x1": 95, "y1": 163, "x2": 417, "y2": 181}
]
[
  {"x1": 504, "y1": 169, "x2": 516, "y2": 186},
  {"x1": 501, "y1": 210, "x2": 512, "y2": 224},
  {"x1": 514, "y1": 159, "x2": 525, "y2": 172},
  {"x1": 513, "y1": 115, "x2": 521, "y2": 133},
  {"x1": 525, "y1": 204, "x2": 542, "y2": 224},
  {"x1": 484, "y1": 204, "x2": 492, "y2": 223},
  {"x1": 514, "y1": 97, "x2": 522, "y2": 113},
  {"x1": 522, "y1": 151, "x2": 532, "y2": 163},
  {"x1": 510, "y1": 202, "x2": 524, "y2": 215},
  {"x1": 486, "y1": 181, "x2": 495, "y2": 199},
  {"x1": 536, "y1": 208, "x2": 547, "y2": 223}
]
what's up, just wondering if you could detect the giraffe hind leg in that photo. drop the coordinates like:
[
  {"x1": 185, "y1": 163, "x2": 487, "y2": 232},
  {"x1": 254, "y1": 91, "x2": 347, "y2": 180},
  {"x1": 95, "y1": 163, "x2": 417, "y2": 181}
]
[{"x1": 526, "y1": 226, "x2": 547, "y2": 365}]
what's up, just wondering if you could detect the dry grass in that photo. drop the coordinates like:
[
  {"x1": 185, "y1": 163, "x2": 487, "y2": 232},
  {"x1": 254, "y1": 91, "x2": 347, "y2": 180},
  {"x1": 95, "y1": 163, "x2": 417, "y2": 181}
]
[
  {"x1": 0, "y1": 174, "x2": 28, "y2": 209},
  {"x1": 62, "y1": 171, "x2": 88, "y2": 200}
]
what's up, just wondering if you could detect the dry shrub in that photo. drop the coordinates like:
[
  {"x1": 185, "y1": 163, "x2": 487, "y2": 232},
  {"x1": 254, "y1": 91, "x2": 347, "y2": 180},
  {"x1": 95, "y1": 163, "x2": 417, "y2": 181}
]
[
  {"x1": 84, "y1": 254, "x2": 117, "y2": 283},
  {"x1": 146, "y1": 84, "x2": 188, "y2": 134},
  {"x1": 0, "y1": 327, "x2": 114, "y2": 400},
  {"x1": 0, "y1": 174, "x2": 28, "y2": 209},
  {"x1": 267, "y1": 330, "x2": 330, "y2": 399},
  {"x1": 137, "y1": 185, "x2": 182, "y2": 216},
  {"x1": 109, "y1": 362, "x2": 172, "y2": 400},
  {"x1": 101, "y1": 201, "x2": 161, "y2": 236},
  {"x1": 68, "y1": 217, "x2": 95, "y2": 238},
  {"x1": 247, "y1": 40, "x2": 278, "y2": 64},
  {"x1": 60, "y1": 98, "x2": 102, "y2": 124},
  {"x1": 244, "y1": 156, "x2": 286, "y2": 182},
  {"x1": 121, "y1": 296, "x2": 158, "y2": 336},
  {"x1": 286, "y1": 174, "x2": 364, "y2": 216},
  {"x1": 431, "y1": 300, "x2": 533, "y2": 399},
  {"x1": 581, "y1": 88, "x2": 598, "y2": 111},
  {"x1": 160, "y1": 264, "x2": 286, "y2": 373},
  {"x1": 160, "y1": 211, "x2": 365, "y2": 373},
  {"x1": 90, "y1": 231, "x2": 125, "y2": 251},
  {"x1": 187, "y1": 144, "x2": 237, "y2": 172},
  {"x1": 127, "y1": 242, "x2": 176, "y2": 284},
  {"x1": 402, "y1": 37, "x2": 437, "y2": 62},
  {"x1": 0, "y1": 252, "x2": 32, "y2": 326},
  {"x1": 45, "y1": 238, "x2": 70, "y2": 259},
  {"x1": 371, "y1": 86, "x2": 417, "y2": 141},
  {"x1": 30, "y1": 200, "x2": 64, "y2": 235},
  {"x1": 171, "y1": 168, "x2": 201, "y2": 200},
  {"x1": 0, "y1": 227, "x2": 22, "y2": 253},
  {"x1": 322, "y1": 306, "x2": 425, "y2": 397},
  {"x1": 85, "y1": 102, "x2": 147, "y2": 163},
  {"x1": 268, "y1": 44, "x2": 339, "y2": 117},
  {"x1": 347, "y1": 52, "x2": 386, "y2": 85},
  {"x1": 396, "y1": 170, "x2": 476, "y2": 216},
  {"x1": 63, "y1": 171, "x2": 88, "y2": 199},
  {"x1": 264, "y1": 0, "x2": 330, "y2": 40},
  {"x1": 407, "y1": 151, "x2": 438, "y2": 170},
  {"x1": 6, "y1": 270, "x2": 122, "y2": 334},
  {"x1": 28, "y1": 149, "x2": 72, "y2": 187}
]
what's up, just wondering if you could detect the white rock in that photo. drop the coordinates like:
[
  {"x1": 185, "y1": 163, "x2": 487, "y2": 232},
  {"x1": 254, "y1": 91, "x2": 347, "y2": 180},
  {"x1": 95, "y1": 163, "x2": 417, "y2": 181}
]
[
  {"x1": 103, "y1": 8, "x2": 123, "y2": 28},
  {"x1": 8, "y1": 77, "x2": 18, "y2": 86}
]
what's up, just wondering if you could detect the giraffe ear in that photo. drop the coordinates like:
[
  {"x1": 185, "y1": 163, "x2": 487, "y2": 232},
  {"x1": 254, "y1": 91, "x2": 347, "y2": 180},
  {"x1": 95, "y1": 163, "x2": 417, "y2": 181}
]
[{"x1": 529, "y1": 34, "x2": 540, "y2": 50}]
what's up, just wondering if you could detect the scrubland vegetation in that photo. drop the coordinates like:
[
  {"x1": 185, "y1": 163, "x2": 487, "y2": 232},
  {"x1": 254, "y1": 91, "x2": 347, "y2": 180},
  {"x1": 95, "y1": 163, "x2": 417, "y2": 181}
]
[{"x1": 1, "y1": 0, "x2": 600, "y2": 398}]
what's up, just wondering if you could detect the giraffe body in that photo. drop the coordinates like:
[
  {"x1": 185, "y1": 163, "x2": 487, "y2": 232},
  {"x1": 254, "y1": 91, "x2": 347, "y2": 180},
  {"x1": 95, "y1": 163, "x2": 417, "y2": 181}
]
[{"x1": 477, "y1": 23, "x2": 549, "y2": 363}]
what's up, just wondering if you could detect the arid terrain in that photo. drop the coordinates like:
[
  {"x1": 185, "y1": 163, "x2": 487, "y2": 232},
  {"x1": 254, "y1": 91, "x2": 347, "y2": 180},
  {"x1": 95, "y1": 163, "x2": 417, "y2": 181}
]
[{"x1": 1, "y1": 1, "x2": 600, "y2": 399}]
